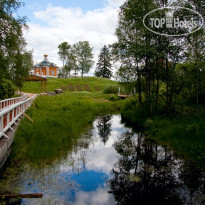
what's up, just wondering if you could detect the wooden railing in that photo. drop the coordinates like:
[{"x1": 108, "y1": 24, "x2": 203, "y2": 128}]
[
  {"x1": 0, "y1": 95, "x2": 27, "y2": 111},
  {"x1": 0, "y1": 95, "x2": 36, "y2": 139}
]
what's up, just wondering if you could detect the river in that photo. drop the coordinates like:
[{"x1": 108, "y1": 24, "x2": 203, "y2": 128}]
[{"x1": 0, "y1": 115, "x2": 205, "y2": 205}]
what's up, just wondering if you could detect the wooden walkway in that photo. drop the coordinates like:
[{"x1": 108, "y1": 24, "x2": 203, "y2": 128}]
[
  {"x1": 118, "y1": 94, "x2": 131, "y2": 99},
  {"x1": 0, "y1": 94, "x2": 36, "y2": 169}
]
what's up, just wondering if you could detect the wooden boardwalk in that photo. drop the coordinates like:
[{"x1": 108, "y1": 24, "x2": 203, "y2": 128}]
[
  {"x1": 0, "y1": 95, "x2": 36, "y2": 170},
  {"x1": 118, "y1": 94, "x2": 131, "y2": 99}
]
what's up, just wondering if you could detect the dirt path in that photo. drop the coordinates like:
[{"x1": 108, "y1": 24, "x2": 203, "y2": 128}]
[{"x1": 21, "y1": 92, "x2": 36, "y2": 98}]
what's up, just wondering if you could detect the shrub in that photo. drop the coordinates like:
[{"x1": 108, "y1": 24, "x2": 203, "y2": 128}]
[
  {"x1": 103, "y1": 85, "x2": 118, "y2": 94},
  {"x1": 145, "y1": 118, "x2": 159, "y2": 135},
  {"x1": 0, "y1": 78, "x2": 15, "y2": 100},
  {"x1": 145, "y1": 119, "x2": 154, "y2": 130},
  {"x1": 186, "y1": 123, "x2": 199, "y2": 136},
  {"x1": 108, "y1": 95, "x2": 120, "y2": 101}
]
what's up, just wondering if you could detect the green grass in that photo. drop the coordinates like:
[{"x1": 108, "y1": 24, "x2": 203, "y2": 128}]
[
  {"x1": 22, "y1": 77, "x2": 118, "y2": 93},
  {"x1": 144, "y1": 115, "x2": 205, "y2": 165},
  {"x1": 13, "y1": 78, "x2": 123, "y2": 165},
  {"x1": 121, "y1": 98, "x2": 205, "y2": 165}
]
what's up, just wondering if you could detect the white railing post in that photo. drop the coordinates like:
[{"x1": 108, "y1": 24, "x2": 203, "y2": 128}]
[
  {"x1": 12, "y1": 109, "x2": 14, "y2": 122},
  {"x1": 0, "y1": 116, "x2": 3, "y2": 133},
  {"x1": 0, "y1": 95, "x2": 36, "y2": 139},
  {"x1": 0, "y1": 95, "x2": 27, "y2": 111},
  {"x1": 7, "y1": 113, "x2": 9, "y2": 128}
]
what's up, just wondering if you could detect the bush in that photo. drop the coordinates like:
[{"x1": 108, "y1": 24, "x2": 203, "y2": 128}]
[
  {"x1": 108, "y1": 95, "x2": 120, "y2": 101},
  {"x1": 145, "y1": 118, "x2": 159, "y2": 135},
  {"x1": 103, "y1": 85, "x2": 118, "y2": 94},
  {"x1": 145, "y1": 119, "x2": 154, "y2": 130},
  {"x1": 0, "y1": 78, "x2": 15, "y2": 100},
  {"x1": 186, "y1": 123, "x2": 199, "y2": 136}
]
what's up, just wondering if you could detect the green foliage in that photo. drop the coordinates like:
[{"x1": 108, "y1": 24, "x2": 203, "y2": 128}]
[
  {"x1": 112, "y1": 0, "x2": 205, "y2": 114},
  {"x1": 145, "y1": 119, "x2": 156, "y2": 132},
  {"x1": 58, "y1": 41, "x2": 94, "y2": 78},
  {"x1": 0, "y1": 0, "x2": 32, "y2": 94},
  {"x1": 65, "y1": 48, "x2": 78, "y2": 77},
  {"x1": 12, "y1": 49, "x2": 33, "y2": 88},
  {"x1": 186, "y1": 123, "x2": 199, "y2": 136},
  {"x1": 141, "y1": 113, "x2": 205, "y2": 164},
  {"x1": 0, "y1": 78, "x2": 15, "y2": 100},
  {"x1": 103, "y1": 85, "x2": 118, "y2": 94},
  {"x1": 120, "y1": 97, "x2": 149, "y2": 129},
  {"x1": 108, "y1": 95, "x2": 120, "y2": 101},
  {"x1": 73, "y1": 41, "x2": 94, "y2": 77},
  {"x1": 95, "y1": 45, "x2": 112, "y2": 79},
  {"x1": 58, "y1": 42, "x2": 71, "y2": 67}
]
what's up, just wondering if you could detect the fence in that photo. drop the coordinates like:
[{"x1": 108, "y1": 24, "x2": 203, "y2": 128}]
[
  {"x1": 0, "y1": 95, "x2": 27, "y2": 111},
  {"x1": 0, "y1": 95, "x2": 36, "y2": 139}
]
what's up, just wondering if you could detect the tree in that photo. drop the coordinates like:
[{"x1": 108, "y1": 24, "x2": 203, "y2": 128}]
[
  {"x1": 65, "y1": 47, "x2": 78, "y2": 77},
  {"x1": 184, "y1": 0, "x2": 205, "y2": 109},
  {"x1": 58, "y1": 42, "x2": 71, "y2": 68},
  {"x1": 111, "y1": 0, "x2": 156, "y2": 107},
  {"x1": 112, "y1": 0, "x2": 196, "y2": 114},
  {"x1": 97, "y1": 115, "x2": 112, "y2": 144},
  {"x1": 108, "y1": 131, "x2": 184, "y2": 204},
  {"x1": 0, "y1": 0, "x2": 33, "y2": 99},
  {"x1": 12, "y1": 47, "x2": 33, "y2": 89},
  {"x1": 95, "y1": 45, "x2": 112, "y2": 79},
  {"x1": 73, "y1": 41, "x2": 94, "y2": 77},
  {"x1": 0, "y1": 0, "x2": 27, "y2": 80}
]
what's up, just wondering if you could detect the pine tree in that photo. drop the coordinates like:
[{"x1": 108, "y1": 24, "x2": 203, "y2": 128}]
[{"x1": 95, "y1": 45, "x2": 112, "y2": 79}]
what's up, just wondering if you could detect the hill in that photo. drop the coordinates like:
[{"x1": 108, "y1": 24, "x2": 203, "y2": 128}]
[{"x1": 22, "y1": 77, "x2": 117, "y2": 94}]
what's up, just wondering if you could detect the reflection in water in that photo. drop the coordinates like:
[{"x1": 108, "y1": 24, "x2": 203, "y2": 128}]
[
  {"x1": 108, "y1": 130, "x2": 205, "y2": 205},
  {"x1": 0, "y1": 115, "x2": 205, "y2": 205},
  {"x1": 97, "y1": 115, "x2": 112, "y2": 144}
]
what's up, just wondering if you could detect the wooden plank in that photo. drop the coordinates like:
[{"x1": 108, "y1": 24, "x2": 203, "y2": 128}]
[
  {"x1": 118, "y1": 94, "x2": 131, "y2": 98},
  {"x1": 17, "y1": 107, "x2": 33, "y2": 123},
  {"x1": 23, "y1": 74, "x2": 47, "y2": 81},
  {"x1": 0, "y1": 193, "x2": 43, "y2": 199}
]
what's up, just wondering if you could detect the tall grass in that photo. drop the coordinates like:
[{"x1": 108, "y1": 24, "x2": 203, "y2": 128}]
[
  {"x1": 144, "y1": 116, "x2": 205, "y2": 165},
  {"x1": 121, "y1": 97, "x2": 205, "y2": 165},
  {"x1": 13, "y1": 92, "x2": 122, "y2": 164}
]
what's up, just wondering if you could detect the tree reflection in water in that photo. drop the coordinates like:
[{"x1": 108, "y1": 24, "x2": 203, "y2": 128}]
[
  {"x1": 108, "y1": 130, "x2": 205, "y2": 205},
  {"x1": 97, "y1": 115, "x2": 112, "y2": 144},
  {"x1": 1, "y1": 115, "x2": 205, "y2": 205}
]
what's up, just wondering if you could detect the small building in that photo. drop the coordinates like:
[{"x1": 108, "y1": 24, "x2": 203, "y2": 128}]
[{"x1": 33, "y1": 54, "x2": 58, "y2": 78}]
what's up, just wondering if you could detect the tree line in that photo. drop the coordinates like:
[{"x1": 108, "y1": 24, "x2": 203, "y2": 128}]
[
  {"x1": 58, "y1": 41, "x2": 94, "y2": 78},
  {"x1": 0, "y1": 0, "x2": 33, "y2": 99},
  {"x1": 110, "y1": 0, "x2": 205, "y2": 115},
  {"x1": 58, "y1": 42, "x2": 113, "y2": 79}
]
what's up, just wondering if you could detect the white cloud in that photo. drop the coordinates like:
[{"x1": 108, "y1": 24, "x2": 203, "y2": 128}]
[
  {"x1": 24, "y1": 0, "x2": 125, "y2": 75},
  {"x1": 59, "y1": 115, "x2": 124, "y2": 174},
  {"x1": 105, "y1": 0, "x2": 125, "y2": 8},
  {"x1": 70, "y1": 186, "x2": 115, "y2": 205}
]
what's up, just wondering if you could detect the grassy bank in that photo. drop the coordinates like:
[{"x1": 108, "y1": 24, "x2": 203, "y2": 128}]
[
  {"x1": 22, "y1": 77, "x2": 117, "y2": 93},
  {"x1": 145, "y1": 112, "x2": 205, "y2": 165},
  {"x1": 13, "y1": 78, "x2": 123, "y2": 164},
  {"x1": 121, "y1": 97, "x2": 205, "y2": 165}
]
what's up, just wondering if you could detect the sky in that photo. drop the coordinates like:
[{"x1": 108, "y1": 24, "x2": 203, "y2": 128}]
[{"x1": 17, "y1": 0, "x2": 125, "y2": 75}]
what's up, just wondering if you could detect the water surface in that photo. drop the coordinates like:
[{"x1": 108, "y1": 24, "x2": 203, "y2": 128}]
[{"x1": 0, "y1": 115, "x2": 205, "y2": 205}]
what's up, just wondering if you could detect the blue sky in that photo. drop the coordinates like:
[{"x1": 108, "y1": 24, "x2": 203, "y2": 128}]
[
  {"x1": 16, "y1": 0, "x2": 124, "y2": 75},
  {"x1": 18, "y1": 0, "x2": 106, "y2": 24}
]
